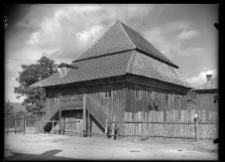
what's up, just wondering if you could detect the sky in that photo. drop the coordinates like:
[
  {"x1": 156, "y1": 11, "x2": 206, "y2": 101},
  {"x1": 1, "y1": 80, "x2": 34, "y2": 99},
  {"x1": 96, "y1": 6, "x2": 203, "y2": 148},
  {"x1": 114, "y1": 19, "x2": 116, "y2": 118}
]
[{"x1": 4, "y1": 4, "x2": 219, "y2": 103}]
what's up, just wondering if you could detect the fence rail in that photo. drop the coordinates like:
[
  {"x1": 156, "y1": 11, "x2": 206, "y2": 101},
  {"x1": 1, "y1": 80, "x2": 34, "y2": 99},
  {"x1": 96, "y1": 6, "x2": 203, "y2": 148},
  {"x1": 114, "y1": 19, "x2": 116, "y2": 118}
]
[{"x1": 5, "y1": 113, "x2": 42, "y2": 134}]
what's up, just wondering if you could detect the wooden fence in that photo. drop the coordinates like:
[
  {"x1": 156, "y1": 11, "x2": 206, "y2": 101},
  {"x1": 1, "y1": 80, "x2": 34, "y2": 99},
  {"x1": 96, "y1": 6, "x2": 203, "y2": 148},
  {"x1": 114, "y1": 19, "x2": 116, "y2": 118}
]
[
  {"x1": 5, "y1": 113, "x2": 42, "y2": 134},
  {"x1": 104, "y1": 110, "x2": 218, "y2": 140}
]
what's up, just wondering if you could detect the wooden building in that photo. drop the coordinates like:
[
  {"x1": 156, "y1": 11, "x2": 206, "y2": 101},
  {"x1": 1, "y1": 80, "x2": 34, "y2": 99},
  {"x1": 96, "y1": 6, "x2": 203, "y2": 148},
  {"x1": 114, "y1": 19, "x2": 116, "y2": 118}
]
[
  {"x1": 32, "y1": 20, "x2": 195, "y2": 137},
  {"x1": 193, "y1": 74, "x2": 218, "y2": 122}
]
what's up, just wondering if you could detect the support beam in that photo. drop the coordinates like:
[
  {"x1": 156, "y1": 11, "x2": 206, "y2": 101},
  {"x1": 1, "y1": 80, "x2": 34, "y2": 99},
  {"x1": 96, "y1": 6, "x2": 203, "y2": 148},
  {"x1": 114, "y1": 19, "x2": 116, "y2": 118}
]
[
  {"x1": 105, "y1": 118, "x2": 108, "y2": 138},
  {"x1": 59, "y1": 109, "x2": 62, "y2": 134},
  {"x1": 112, "y1": 115, "x2": 116, "y2": 139},
  {"x1": 83, "y1": 94, "x2": 87, "y2": 136},
  {"x1": 87, "y1": 111, "x2": 91, "y2": 137}
]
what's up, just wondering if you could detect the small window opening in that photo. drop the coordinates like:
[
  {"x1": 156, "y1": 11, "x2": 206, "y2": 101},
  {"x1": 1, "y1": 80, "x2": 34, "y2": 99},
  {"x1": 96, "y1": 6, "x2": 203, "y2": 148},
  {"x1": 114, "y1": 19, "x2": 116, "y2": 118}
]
[
  {"x1": 214, "y1": 95, "x2": 218, "y2": 103},
  {"x1": 59, "y1": 67, "x2": 67, "y2": 77},
  {"x1": 148, "y1": 90, "x2": 154, "y2": 100},
  {"x1": 105, "y1": 86, "x2": 112, "y2": 99},
  {"x1": 135, "y1": 86, "x2": 141, "y2": 99},
  {"x1": 165, "y1": 94, "x2": 169, "y2": 107}
]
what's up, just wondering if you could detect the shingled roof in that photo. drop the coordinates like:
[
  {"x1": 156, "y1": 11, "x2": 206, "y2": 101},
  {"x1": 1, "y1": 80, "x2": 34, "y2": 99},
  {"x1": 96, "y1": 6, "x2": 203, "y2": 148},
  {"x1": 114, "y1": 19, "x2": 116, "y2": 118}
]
[
  {"x1": 74, "y1": 20, "x2": 178, "y2": 68},
  {"x1": 194, "y1": 77, "x2": 218, "y2": 91},
  {"x1": 31, "y1": 20, "x2": 190, "y2": 88}
]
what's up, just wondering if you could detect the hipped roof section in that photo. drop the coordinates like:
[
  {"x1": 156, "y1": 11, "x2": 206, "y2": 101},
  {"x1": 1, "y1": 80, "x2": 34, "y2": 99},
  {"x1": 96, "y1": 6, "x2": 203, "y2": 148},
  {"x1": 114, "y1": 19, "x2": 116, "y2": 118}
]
[
  {"x1": 73, "y1": 20, "x2": 179, "y2": 68},
  {"x1": 31, "y1": 20, "x2": 190, "y2": 88}
]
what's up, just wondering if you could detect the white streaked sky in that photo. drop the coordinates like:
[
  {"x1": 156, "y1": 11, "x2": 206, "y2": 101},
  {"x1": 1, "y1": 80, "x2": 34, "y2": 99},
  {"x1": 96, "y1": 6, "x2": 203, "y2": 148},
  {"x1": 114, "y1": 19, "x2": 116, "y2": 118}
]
[{"x1": 4, "y1": 4, "x2": 218, "y2": 102}]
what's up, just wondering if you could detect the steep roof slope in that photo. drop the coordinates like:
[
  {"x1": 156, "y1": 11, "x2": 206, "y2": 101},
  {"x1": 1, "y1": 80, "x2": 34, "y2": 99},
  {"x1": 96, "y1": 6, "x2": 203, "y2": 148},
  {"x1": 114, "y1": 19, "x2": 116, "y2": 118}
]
[
  {"x1": 74, "y1": 20, "x2": 178, "y2": 68},
  {"x1": 31, "y1": 20, "x2": 190, "y2": 88}
]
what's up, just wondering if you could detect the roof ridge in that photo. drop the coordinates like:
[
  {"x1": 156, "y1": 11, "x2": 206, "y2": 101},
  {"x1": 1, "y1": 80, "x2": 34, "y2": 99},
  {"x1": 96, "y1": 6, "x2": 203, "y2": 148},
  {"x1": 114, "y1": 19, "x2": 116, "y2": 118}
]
[
  {"x1": 119, "y1": 21, "x2": 179, "y2": 69},
  {"x1": 117, "y1": 20, "x2": 136, "y2": 49}
]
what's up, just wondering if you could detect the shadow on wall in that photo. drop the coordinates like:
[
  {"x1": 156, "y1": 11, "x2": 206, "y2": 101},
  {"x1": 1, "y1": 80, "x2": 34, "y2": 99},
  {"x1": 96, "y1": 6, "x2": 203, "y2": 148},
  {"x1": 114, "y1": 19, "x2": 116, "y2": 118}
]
[{"x1": 5, "y1": 149, "x2": 80, "y2": 161}]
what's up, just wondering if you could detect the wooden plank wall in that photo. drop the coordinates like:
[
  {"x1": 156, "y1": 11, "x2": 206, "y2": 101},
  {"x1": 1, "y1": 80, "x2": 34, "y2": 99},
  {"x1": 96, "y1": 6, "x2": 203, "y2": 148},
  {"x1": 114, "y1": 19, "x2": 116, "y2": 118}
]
[
  {"x1": 86, "y1": 83, "x2": 127, "y2": 134},
  {"x1": 122, "y1": 84, "x2": 218, "y2": 140},
  {"x1": 60, "y1": 94, "x2": 83, "y2": 110},
  {"x1": 196, "y1": 92, "x2": 218, "y2": 139}
]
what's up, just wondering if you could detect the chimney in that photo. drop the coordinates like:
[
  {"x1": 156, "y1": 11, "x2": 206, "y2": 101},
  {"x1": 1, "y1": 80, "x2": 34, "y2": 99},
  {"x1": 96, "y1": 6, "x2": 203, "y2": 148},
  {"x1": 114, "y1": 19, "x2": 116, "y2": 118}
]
[{"x1": 206, "y1": 74, "x2": 212, "y2": 82}]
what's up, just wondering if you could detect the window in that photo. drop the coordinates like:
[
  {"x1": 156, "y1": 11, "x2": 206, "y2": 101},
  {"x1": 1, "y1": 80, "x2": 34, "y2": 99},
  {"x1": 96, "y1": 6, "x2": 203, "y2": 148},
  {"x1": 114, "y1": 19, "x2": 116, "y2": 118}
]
[
  {"x1": 135, "y1": 86, "x2": 141, "y2": 99},
  {"x1": 148, "y1": 90, "x2": 154, "y2": 100},
  {"x1": 214, "y1": 95, "x2": 218, "y2": 103},
  {"x1": 59, "y1": 67, "x2": 67, "y2": 77},
  {"x1": 104, "y1": 86, "x2": 112, "y2": 99},
  {"x1": 165, "y1": 94, "x2": 169, "y2": 107}
]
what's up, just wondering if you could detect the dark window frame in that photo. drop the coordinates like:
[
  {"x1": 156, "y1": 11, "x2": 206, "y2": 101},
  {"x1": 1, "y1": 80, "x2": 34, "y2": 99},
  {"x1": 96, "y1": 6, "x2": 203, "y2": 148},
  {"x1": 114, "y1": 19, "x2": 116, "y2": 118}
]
[
  {"x1": 135, "y1": 86, "x2": 141, "y2": 100},
  {"x1": 104, "y1": 86, "x2": 113, "y2": 99}
]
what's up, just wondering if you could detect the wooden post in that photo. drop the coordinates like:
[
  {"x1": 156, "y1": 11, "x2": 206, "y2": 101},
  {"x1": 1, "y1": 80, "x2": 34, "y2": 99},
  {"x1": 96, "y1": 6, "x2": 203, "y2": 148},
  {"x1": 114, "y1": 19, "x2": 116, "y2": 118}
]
[
  {"x1": 112, "y1": 115, "x2": 116, "y2": 139},
  {"x1": 105, "y1": 118, "x2": 108, "y2": 138},
  {"x1": 51, "y1": 119, "x2": 55, "y2": 134},
  {"x1": 194, "y1": 116, "x2": 199, "y2": 141},
  {"x1": 40, "y1": 116, "x2": 43, "y2": 133},
  {"x1": 87, "y1": 111, "x2": 91, "y2": 137},
  {"x1": 63, "y1": 117, "x2": 66, "y2": 135},
  {"x1": 59, "y1": 109, "x2": 62, "y2": 134},
  {"x1": 83, "y1": 94, "x2": 86, "y2": 137},
  {"x1": 15, "y1": 115, "x2": 16, "y2": 134}
]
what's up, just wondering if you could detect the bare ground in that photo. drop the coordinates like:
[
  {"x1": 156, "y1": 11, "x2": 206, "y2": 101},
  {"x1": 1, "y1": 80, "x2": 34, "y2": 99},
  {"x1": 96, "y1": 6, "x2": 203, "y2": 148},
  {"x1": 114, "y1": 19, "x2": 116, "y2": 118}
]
[{"x1": 4, "y1": 132, "x2": 218, "y2": 160}]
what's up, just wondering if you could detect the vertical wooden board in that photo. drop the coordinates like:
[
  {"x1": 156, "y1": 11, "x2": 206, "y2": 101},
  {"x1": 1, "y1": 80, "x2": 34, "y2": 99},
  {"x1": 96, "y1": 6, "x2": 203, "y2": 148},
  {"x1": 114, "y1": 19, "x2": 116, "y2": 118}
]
[
  {"x1": 209, "y1": 111, "x2": 212, "y2": 122},
  {"x1": 135, "y1": 112, "x2": 138, "y2": 136},
  {"x1": 127, "y1": 112, "x2": 130, "y2": 139},
  {"x1": 198, "y1": 124, "x2": 201, "y2": 139},
  {"x1": 129, "y1": 112, "x2": 132, "y2": 139},
  {"x1": 144, "y1": 112, "x2": 148, "y2": 136},
  {"x1": 147, "y1": 111, "x2": 150, "y2": 136},
  {"x1": 198, "y1": 110, "x2": 202, "y2": 122},
  {"x1": 137, "y1": 111, "x2": 140, "y2": 136},
  {"x1": 215, "y1": 112, "x2": 218, "y2": 123},
  {"x1": 166, "y1": 111, "x2": 169, "y2": 137},
  {"x1": 202, "y1": 124, "x2": 205, "y2": 139},
  {"x1": 148, "y1": 111, "x2": 152, "y2": 136},
  {"x1": 150, "y1": 111, "x2": 153, "y2": 136},
  {"x1": 125, "y1": 112, "x2": 127, "y2": 137},
  {"x1": 212, "y1": 111, "x2": 215, "y2": 122},
  {"x1": 160, "y1": 111, "x2": 163, "y2": 136}
]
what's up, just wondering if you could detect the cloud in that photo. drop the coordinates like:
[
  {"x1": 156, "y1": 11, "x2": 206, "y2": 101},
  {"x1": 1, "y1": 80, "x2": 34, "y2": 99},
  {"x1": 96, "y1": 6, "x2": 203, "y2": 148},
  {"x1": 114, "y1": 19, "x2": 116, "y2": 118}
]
[
  {"x1": 177, "y1": 30, "x2": 199, "y2": 40},
  {"x1": 186, "y1": 69, "x2": 217, "y2": 88},
  {"x1": 5, "y1": 4, "x2": 154, "y2": 102},
  {"x1": 22, "y1": 4, "x2": 153, "y2": 61},
  {"x1": 143, "y1": 21, "x2": 203, "y2": 59},
  {"x1": 178, "y1": 47, "x2": 204, "y2": 57}
]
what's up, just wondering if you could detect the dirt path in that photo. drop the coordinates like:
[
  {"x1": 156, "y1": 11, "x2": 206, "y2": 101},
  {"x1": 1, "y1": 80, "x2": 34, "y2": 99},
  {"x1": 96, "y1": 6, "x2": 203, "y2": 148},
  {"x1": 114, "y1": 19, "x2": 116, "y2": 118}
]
[{"x1": 4, "y1": 133, "x2": 218, "y2": 160}]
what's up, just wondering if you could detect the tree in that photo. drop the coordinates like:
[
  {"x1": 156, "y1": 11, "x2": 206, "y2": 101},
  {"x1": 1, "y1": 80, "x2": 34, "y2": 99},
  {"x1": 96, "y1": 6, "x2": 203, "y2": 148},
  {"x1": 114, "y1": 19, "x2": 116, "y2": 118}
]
[
  {"x1": 14, "y1": 56, "x2": 58, "y2": 114},
  {"x1": 5, "y1": 100, "x2": 14, "y2": 117}
]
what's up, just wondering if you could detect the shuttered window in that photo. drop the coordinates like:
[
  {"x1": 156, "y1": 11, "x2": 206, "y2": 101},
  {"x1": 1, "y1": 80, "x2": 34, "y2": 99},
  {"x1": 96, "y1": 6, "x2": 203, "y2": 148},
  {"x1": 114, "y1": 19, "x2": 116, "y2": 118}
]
[
  {"x1": 135, "y1": 86, "x2": 141, "y2": 99},
  {"x1": 104, "y1": 86, "x2": 112, "y2": 99}
]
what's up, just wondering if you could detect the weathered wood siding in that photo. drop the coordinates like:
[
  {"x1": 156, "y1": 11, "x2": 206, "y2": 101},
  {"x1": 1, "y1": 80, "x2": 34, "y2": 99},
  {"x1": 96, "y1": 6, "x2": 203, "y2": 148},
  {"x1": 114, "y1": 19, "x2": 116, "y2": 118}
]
[
  {"x1": 195, "y1": 92, "x2": 218, "y2": 121},
  {"x1": 122, "y1": 83, "x2": 218, "y2": 140},
  {"x1": 124, "y1": 110, "x2": 218, "y2": 140},
  {"x1": 44, "y1": 87, "x2": 84, "y2": 132},
  {"x1": 86, "y1": 83, "x2": 127, "y2": 134},
  {"x1": 126, "y1": 83, "x2": 188, "y2": 113}
]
